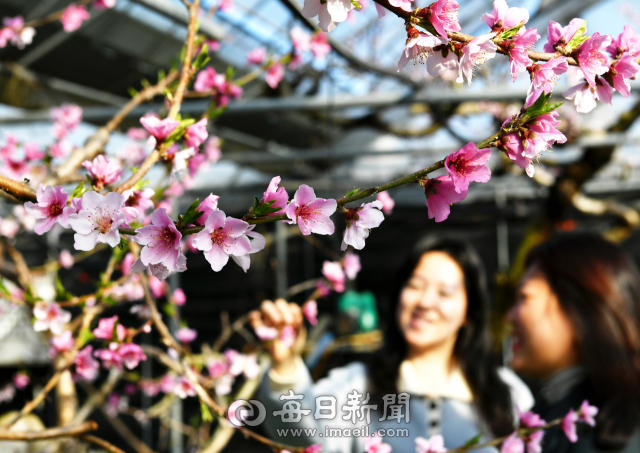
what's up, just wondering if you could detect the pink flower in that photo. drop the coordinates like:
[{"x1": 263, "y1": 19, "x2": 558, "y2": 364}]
[
  {"x1": 310, "y1": 32, "x2": 331, "y2": 59},
  {"x1": 50, "y1": 104, "x2": 82, "y2": 134},
  {"x1": 445, "y1": 142, "x2": 492, "y2": 193},
  {"x1": 122, "y1": 253, "x2": 135, "y2": 275},
  {"x1": 365, "y1": 435, "x2": 392, "y2": 453},
  {"x1": 24, "y1": 184, "x2": 74, "y2": 234},
  {"x1": 415, "y1": 435, "x2": 447, "y2": 453},
  {"x1": 174, "y1": 376, "x2": 196, "y2": 399},
  {"x1": 247, "y1": 47, "x2": 267, "y2": 65},
  {"x1": 219, "y1": 0, "x2": 233, "y2": 12},
  {"x1": 140, "y1": 116, "x2": 179, "y2": 140},
  {"x1": 0, "y1": 27, "x2": 14, "y2": 48},
  {"x1": 517, "y1": 407, "x2": 546, "y2": 453},
  {"x1": 304, "y1": 446, "x2": 323, "y2": 453},
  {"x1": 291, "y1": 27, "x2": 311, "y2": 52},
  {"x1": 266, "y1": 63, "x2": 285, "y2": 89},
  {"x1": 67, "y1": 191, "x2": 126, "y2": 250},
  {"x1": 93, "y1": 316, "x2": 127, "y2": 341},
  {"x1": 226, "y1": 350, "x2": 260, "y2": 378},
  {"x1": 255, "y1": 325, "x2": 279, "y2": 341},
  {"x1": 194, "y1": 194, "x2": 220, "y2": 226},
  {"x1": 607, "y1": 53, "x2": 639, "y2": 97},
  {"x1": 207, "y1": 358, "x2": 229, "y2": 378},
  {"x1": 562, "y1": 77, "x2": 613, "y2": 113},
  {"x1": 507, "y1": 28, "x2": 540, "y2": 81},
  {"x1": 376, "y1": 191, "x2": 395, "y2": 215},
  {"x1": 577, "y1": 33, "x2": 611, "y2": 87},
  {"x1": 167, "y1": 146, "x2": 195, "y2": 177},
  {"x1": 204, "y1": 137, "x2": 222, "y2": 162},
  {"x1": 303, "y1": 300, "x2": 318, "y2": 325},
  {"x1": 184, "y1": 118, "x2": 208, "y2": 149},
  {"x1": 24, "y1": 142, "x2": 44, "y2": 160},
  {"x1": 530, "y1": 57, "x2": 568, "y2": 92},
  {"x1": 193, "y1": 210, "x2": 252, "y2": 272},
  {"x1": 50, "y1": 140, "x2": 72, "y2": 158},
  {"x1": 173, "y1": 288, "x2": 186, "y2": 306},
  {"x1": 427, "y1": 0, "x2": 461, "y2": 39},
  {"x1": 285, "y1": 185, "x2": 337, "y2": 235},
  {"x1": 33, "y1": 301, "x2": 71, "y2": 335},
  {"x1": 606, "y1": 24, "x2": 640, "y2": 59},
  {"x1": 82, "y1": 155, "x2": 123, "y2": 189},
  {"x1": 13, "y1": 372, "x2": 30, "y2": 389},
  {"x1": 422, "y1": 175, "x2": 467, "y2": 222},
  {"x1": 160, "y1": 375, "x2": 177, "y2": 393},
  {"x1": 94, "y1": 343, "x2": 123, "y2": 370},
  {"x1": 1, "y1": 16, "x2": 35, "y2": 49},
  {"x1": 122, "y1": 187, "x2": 155, "y2": 223},
  {"x1": 74, "y1": 346, "x2": 100, "y2": 381},
  {"x1": 175, "y1": 327, "x2": 197, "y2": 343},
  {"x1": 118, "y1": 343, "x2": 147, "y2": 369},
  {"x1": 134, "y1": 208, "x2": 183, "y2": 272},
  {"x1": 94, "y1": 0, "x2": 117, "y2": 9},
  {"x1": 51, "y1": 330, "x2": 74, "y2": 353},
  {"x1": 261, "y1": 176, "x2": 289, "y2": 215},
  {"x1": 341, "y1": 200, "x2": 384, "y2": 251},
  {"x1": 60, "y1": 5, "x2": 91, "y2": 32},
  {"x1": 388, "y1": 0, "x2": 411, "y2": 12},
  {"x1": 323, "y1": 261, "x2": 346, "y2": 292},
  {"x1": 397, "y1": 31, "x2": 448, "y2": 72},
  {"x1": 343, "y1": 252, "x2": 361, "y2": 280},
  {"x1": 579, "y1": 400, "x2": 598, "y2": 427},
  {"x1": 544, "y1": 18, "x2": 585, "y2": 53},
  {"x1": 500, "y1": 432, "x2": 525, "y2": 453},
  {"x1": 280, "y1": 325, "x2": 297, "y2": 347},
  {"x1": 215, "y1": 374, "x2": 234, "y2": 396},
  {"x1": 194, "y1": 67, "x2": 218, "y2": 92},
  {"x1": 301, "y1": 0, "x2": 354, "y2": 33},
  {"x1": 457, "y1": 33, "x2": 497, "y2": 85},
  {"x1": 127, "y1": 127, "x2": 149, "y2": 140},
  {"x1": 498, "y1": 133, "x2": 535, "y2": 176},
  {"x1": 481, "y1": 0, "x2": 529, "y2": 33},
  {"x1": 562, "y1": 409, "x2": 579, "y2": 443},
  {"x1": 139, "y1": 380, "x2": 161, "y2": 397},
  {"x1": 148, "y1": 276, "x2": 166, "y2": 298},
  {"x1": 316, "y1": 280, "x2": 331, "y2": 297}
]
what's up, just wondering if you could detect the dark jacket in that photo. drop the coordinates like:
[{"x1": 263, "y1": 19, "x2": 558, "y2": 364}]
[{"x1": 533, "y1": 368, "x2": 640, "y2": 453}]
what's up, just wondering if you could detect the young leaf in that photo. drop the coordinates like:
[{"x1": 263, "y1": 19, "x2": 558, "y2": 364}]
[
  {"x1": 71, "y1": 181, "x2": 88, "y2": 199},
  {"x1": 499, "y1": 22, "x2": 524, "y2": 40},
  {"x1": 201, "y1": 402, "x2": 213, "y2": 423},
  {"x1": 463, "y1": 432, "x2": 483, "y2": 447},
  {"x1": 351, "y1": 0, "x2": 362, "y2": 9},
  {"x1": 565, "y1": 20, "x2": 588, "y2": 53},
  {"x1": 345, "y1": 188, "x2": 364, "y2": 197},
  {"x1": 78, "y1": 328, "x2": 95, "y2": 348}
]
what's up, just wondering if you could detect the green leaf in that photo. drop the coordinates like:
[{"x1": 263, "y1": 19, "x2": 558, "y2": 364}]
[
  {"x1": 499, "y1": 22, "x2": 524, "y2": 40},
  {"x1": 252, "y1": 196, "x2": 260, "y2": 212},
  {"x1": 351, "y1": 0, "x2": 362, "y2": 9},
  {"x1": 253, "y1": 200, "x2": 283, "y2": 216},
  {"x1": 133, "y1": 179, "x2": 150, "y2": 191},
  {"x1": 71, "y1": 181, "x2": 88, "y2": 199},
  {"x1": 117, "y1": 237, "x2": 128, "y2": 250},
  {"x1": 201, "y1": 402, "x2": 214, "y2": 423},
  {"x1": 345, "y1": 188, "x2": 364, "y2": 197},
  {"x1": 225, "y1": 66, "x2": 236, "y2": 81},
  {"x1": 141, "y1": 79, "x2": 150, "y2": 89},
  {"x1": 54, "y1": 276, "x2": 74, "y2": 302},
  {"x1": 565, "y1": 20, "x2": 588, "y2": 53},
  {"x1": 179, "y1": 198, "x2": 203, "y2": 227},
  {"x1": 0, "y1": 279, "x2": 10, "y2": 296},
  {"x1": 158, "y1": 69, "x2": 166, "y2": 81},
  {"x1": 163, "y1": 303, "x2": 176, "y2": 317},
  {"x1": 128, "y1": 87, "x2": 139, "y2": 98},
  {"x1": 164, "y1": 88, "x2": 174, "y2": 102},
  {"x1": 164, "y1": 118, "x2": 196, "y2": 143},
  {"x1": 463, "y1": 432, "x2": 483, "y2": 448},
  {"x1": 78, "y1": 328, "x2": 95, "y2": 348}
]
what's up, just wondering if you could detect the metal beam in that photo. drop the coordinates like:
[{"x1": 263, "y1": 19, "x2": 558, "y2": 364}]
[
  {"x1": 278, "y1": 0, "x2": 417, "y2": 87},
  {"x1": 129, "y1": 0, "x2": 225, "y2": 41}
]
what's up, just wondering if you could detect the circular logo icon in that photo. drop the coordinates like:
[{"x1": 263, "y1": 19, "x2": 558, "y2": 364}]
[{"x1": 226, "y1": 399, "x2": 266, "y2": 427}]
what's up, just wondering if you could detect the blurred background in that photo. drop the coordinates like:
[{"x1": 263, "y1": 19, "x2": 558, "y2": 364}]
[{"x1": 1, "y1": 0, "x2": 640, "y2": 451}]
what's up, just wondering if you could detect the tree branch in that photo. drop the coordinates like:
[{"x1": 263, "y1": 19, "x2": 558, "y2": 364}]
[{"x1": 0, "y1": 421, "x2": 97, "y2": 440}]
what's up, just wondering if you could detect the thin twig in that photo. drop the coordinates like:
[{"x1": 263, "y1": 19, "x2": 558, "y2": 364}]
[
  {"x1": 0, "y1": 421, "x2": 97, "y2": 440},
  {"x1": 81, "y1": 435, "x2": 127, "y2": 453}
]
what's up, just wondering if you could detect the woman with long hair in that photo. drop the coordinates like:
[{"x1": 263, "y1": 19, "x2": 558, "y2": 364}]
[
  {"x1": 507, "y1": 233, "x2": 640, "y2": 452},
  {"x1": 252, "y1": 237, "x2": 533, "y2": 453}
]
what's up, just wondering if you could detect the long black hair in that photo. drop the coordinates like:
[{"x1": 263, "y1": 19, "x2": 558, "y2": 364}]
[
  {"x1": 368, "y1": 236, "x2": 515, "y2": 436},
  {"x1": 526, "y1": 233, "x2": 640, "y2": 450}
]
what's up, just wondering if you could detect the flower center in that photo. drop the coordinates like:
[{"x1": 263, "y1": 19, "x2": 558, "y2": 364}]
[
  {"x1": 48, "y1": 202, "x2": 63, "y2": 217},
  {"x1": 441, "y1": 1, "x2": 459, "y2": 27},
  {"x1": 211, "y1": 228, "x2": 229, "y2": 246},
  {"x1": 472, "y1": 50, "x2": 489, "y2": 66},
  {"x1": 450, "y1": 157, "x2": 470, "y2": 175}
]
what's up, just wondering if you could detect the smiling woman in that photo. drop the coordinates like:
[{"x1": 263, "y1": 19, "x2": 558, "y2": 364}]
[{"x1": 253, "y1": 236, "x2": 533, "y2": 453}]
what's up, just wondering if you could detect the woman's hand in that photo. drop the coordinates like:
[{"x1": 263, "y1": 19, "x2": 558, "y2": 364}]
[{"x1": 249, "y1": 298, "x2": 307, "y2": 376}]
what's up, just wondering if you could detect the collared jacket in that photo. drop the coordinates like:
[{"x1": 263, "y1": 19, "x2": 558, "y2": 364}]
[{"x1": 257, "y1": 358, "x2": 534, "y2": 453}]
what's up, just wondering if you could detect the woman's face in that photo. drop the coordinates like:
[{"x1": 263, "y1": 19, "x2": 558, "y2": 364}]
[
  {"x1": 506, "y1": 265, "x2": 579, "y2": 378},
  {"x1": 397, "y1": 251, "x2": 468, "y2": 353}
]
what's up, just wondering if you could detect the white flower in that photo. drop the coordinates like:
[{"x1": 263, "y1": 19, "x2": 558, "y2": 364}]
[{"x1": 67, "y1": 191, "x2": 126, "y2": 250}]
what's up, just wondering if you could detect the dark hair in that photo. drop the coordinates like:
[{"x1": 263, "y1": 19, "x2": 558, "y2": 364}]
[
  {"x1": 368, "y1": 236, "x2": 515, "y2": 436},
  {"x1": 526, "y1": 233, "x2": 640, "y2": 450}
]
